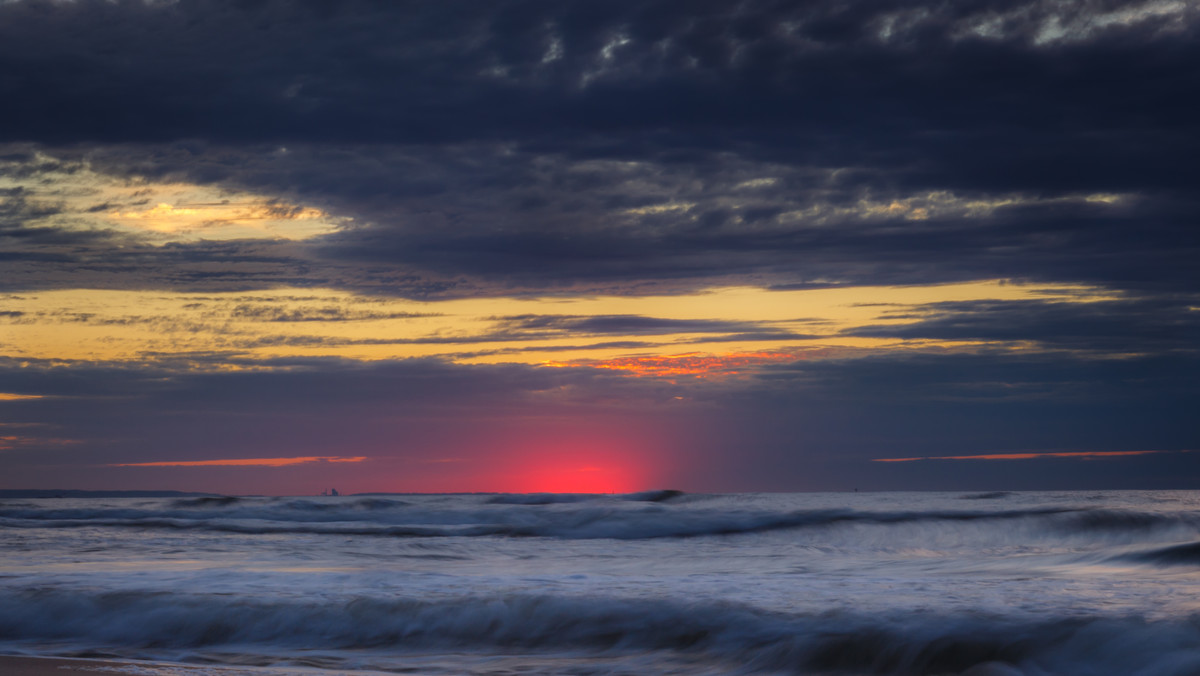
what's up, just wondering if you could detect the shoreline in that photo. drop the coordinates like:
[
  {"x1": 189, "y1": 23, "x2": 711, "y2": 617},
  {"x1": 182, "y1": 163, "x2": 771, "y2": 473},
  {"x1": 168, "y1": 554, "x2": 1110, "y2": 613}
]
[{"x1": 0, "y1": 655, "x2": 318, "y2": 676}]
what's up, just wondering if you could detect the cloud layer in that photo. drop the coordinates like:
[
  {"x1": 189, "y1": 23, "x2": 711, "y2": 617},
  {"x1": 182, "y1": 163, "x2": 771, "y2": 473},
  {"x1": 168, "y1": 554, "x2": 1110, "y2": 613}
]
[{"x1": 0, "y1": 0, "x2": 1196, "y2": 491}]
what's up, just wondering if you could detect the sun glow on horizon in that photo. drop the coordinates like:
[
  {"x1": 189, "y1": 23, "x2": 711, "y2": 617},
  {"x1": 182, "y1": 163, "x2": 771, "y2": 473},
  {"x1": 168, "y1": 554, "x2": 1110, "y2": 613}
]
[
  {"x1": 503, "y1": 463, "x2": 640, "y2": 494},
  {"x1": 446, "y1": 431, "x2": 664, "y2": 494}
]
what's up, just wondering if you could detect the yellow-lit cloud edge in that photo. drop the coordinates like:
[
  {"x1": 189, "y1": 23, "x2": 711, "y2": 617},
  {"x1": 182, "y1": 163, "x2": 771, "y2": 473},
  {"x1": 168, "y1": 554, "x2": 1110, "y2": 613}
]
[
  {"x1": 0, "y1": 280, "x2": 1122, "y2": 369},
  {"x1": 0, "y1": 152, "x2": 345, "y2": 243}
]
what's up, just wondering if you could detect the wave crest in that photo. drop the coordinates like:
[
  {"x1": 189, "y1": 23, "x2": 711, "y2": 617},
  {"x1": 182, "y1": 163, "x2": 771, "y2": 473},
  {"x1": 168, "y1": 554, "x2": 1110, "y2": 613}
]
[{"x1": 2, "y1": 589, "x2": 1199, "y2": 675}]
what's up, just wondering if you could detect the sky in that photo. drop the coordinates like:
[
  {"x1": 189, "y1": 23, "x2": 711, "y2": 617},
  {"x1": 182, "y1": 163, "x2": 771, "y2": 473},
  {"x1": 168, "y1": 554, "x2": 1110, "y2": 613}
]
[{"x1": 1, "y1": 0, "x2": 1197, "y2": 495}]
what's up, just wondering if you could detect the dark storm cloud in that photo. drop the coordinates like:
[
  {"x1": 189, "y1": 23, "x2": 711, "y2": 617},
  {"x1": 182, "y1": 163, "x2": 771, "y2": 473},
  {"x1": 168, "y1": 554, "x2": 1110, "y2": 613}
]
[
  {"x1": 227, "y1": 305, "x2": 438, "y2": 322},
  {"x1": 0, "y1": 237, "x2": 319, "y2": 292},
  {"x1": 751, "y1": 350, "x2": 1200, "y2": 405},
  {"x1": 494, "y1": 314, "x2": 800, "y2": 337},
  {"x1": 2, "y1": 0, "x2": 1195, "y2": 194},
  {"x1": 847, "y1": 295, "x2": 1200, "y2": 353},
  {"x1": 3, "y1": 140, "x2": 1183, "y2": 297},
  {"x1": 317, "y1": 179, "x2": 1196, "y2": 294},
  {"x1": 0, "y1": 355, "x2": 673, "y2": 415},
  {"x1": 0, "y1": 187, "x2": 116, "y2": 258},
  {"x1": 199, "y1": 312, "x2": 808, "y2": 349},
  {"x1": 0, "y1": 189, "x2": 61, "y2": 226},
  {"x1": 2, "y1": 0, "x2": 1196, "y2": 295}
]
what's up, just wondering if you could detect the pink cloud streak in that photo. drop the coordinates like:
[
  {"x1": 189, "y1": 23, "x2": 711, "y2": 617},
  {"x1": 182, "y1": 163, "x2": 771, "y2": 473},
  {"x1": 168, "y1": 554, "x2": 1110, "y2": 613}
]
[
  {"x1": 110, "y1": 456, "x2": 367, "y2": 467},
  {"x1": 873, "y1": 450, "x2": 1167, "y2": 463}
]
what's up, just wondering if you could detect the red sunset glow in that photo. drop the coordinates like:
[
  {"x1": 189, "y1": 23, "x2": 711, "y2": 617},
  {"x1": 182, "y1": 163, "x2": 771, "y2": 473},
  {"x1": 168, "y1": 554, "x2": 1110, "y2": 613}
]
[
  {"x1": 441, "y1": 429, "x2": 665, "y2": 494},
  {"x1": 472, "y1": 447, "x2": 651, "y2": 494},
  {"x1": 497, "y1": 460, "x2": 640, "y2": 494},
  {"x1": 95, "y1": 430, "x2": 669, "y2": 495}
]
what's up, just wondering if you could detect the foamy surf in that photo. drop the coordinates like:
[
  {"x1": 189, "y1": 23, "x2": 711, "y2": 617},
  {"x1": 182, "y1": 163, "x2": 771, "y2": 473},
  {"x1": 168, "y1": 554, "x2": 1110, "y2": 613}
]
[{"x1": 3, "y1": 491, "x2": 1199, "y2": 674}]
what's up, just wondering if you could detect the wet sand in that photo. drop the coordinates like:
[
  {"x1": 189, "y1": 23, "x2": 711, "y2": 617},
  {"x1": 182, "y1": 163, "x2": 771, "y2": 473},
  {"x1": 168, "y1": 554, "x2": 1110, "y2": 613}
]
[
  {"x1": 0, "y1": 656, "x2": 275, "y2": 676},
  {"x1": 0, "y1": 655, "x2": 421, "y2": 675},
  {"x1": 0, "y1": 656, "x2": 149, "y2": 675}
]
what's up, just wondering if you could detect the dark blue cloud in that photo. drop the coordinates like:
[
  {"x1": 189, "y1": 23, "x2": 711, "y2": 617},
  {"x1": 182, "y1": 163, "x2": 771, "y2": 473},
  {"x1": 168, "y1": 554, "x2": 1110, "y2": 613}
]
[
  {"x1": 1, "y1": 0, "x2": 1197, "y2": 491},
  {"x1": 1, "y1": 0, "x2": 1195, "y2": 295},
  {"x1": 493, "y1": 314, "x2": 806, "y2": 338},
  {"x1": 0, "y1": 0, "x2": 1195, "y2": 199},
  {"x1": 846, "y1": 296, "x2": 1200, "y2": 353},
  {"x1": 3, "y1": 0, "x2": 1195, "y2": 188}
]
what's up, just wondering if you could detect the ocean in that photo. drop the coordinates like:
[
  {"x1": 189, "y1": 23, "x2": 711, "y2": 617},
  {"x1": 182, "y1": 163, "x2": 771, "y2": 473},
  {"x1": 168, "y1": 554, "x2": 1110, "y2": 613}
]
[{"x1": 1, "y1": 491, "x2": 1199, "y2": 675}]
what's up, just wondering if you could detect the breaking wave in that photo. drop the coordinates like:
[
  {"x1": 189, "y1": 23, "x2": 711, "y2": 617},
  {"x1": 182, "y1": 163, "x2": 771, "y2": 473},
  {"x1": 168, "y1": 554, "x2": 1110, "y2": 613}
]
[
  {"x1": 3, "y1": 495, "x2": 1198, "y2": 543},
  {"x1": 1, "y1": 588, "x2": 1198, "y2": 675},
  {"x1": 171, "y1": 496, "x2": 242, "y2": 508},
  {"x1": 0, "y1": 506, "x2": 1089, "y2": 540},
  {"x1": 1124, "y1": 541, "x2": 1200, "y2": 567}
]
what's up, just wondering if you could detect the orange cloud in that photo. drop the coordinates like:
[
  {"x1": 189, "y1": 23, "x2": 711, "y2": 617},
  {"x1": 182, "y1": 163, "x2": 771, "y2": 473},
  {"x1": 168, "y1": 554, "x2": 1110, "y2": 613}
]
[
  {"x1": 874, "y1": 450, "x2": 1167, "y2": 463},
  {"x1": 547, "y1": 349, "x2": 809, "y2": 378},
  {"x1": 0, "y1": 393, "x2": 43, "y2": 401},
  {"x1": 111, "y1": 456, "x2": 367, "y2": 467}
]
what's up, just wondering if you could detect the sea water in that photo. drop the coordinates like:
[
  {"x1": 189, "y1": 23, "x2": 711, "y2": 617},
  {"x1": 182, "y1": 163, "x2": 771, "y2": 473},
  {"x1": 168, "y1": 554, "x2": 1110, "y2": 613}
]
[{"x1": 1, "y1": 491, "x2": 1200, "y2": 675}]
